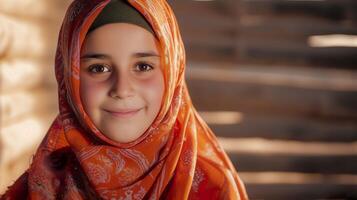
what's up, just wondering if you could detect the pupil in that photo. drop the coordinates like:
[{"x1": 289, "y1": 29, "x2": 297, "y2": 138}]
[
  {"x1": 140, "y1": 64, "x2": 148, "y2": 70},
  {"x1": 97, "y1": 65, "x2": 104, "y2": 72}
]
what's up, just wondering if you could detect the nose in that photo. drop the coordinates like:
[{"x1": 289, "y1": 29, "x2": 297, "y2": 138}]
[{"x1": 109, "y1": 71, "x2": 135, "y2": 99}]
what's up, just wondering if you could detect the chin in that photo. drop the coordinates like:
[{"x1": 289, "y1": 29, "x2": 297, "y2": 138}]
[{"x1": 103, "y1": 128, "x2": 142, "y2": 143}]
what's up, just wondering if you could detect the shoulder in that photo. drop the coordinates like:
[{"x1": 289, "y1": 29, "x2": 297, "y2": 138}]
[{"x1": 188, "y1": 156, "x2": 243, "y2": 200}]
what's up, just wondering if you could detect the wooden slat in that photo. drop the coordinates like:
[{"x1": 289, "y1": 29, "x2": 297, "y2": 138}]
[
  {"x1": 183, "y1": 34, "x2": 357, "y2": 67},
  {"x1": 271, "y1": 1, "x2": 355, "y2": 22},
  {"x1": 172, "y1": 1, "x2": 357, "y2": 35},
  {"x1": 240, "y1": 172, "x2": 357, "y2": 185},
  {"x1": 187, "y1": 63, "x2": 357, "y2": 91},
  {"x1": 184, "y1": 32, "x2": 234, "y2": 49},
  {"x1": 239, "y1": 16, "x2": 357, "y2": 36},
  {"x1": 228, "y1": 153, "x2": 357, "y2": 174},
  {"x1": 176, "y1": 13, "x2": 234, "y2": 33},
  {"x1": 220, "y1": 138, "x2": 357, "y2": 156},
  {"x1": 168, "y1": 1, "x2": 357, "y2": 68},
  {"x1": 240, "y1": 172, "x2": 357, "y2": 198},
  {"x1": 175, "y1": 8, "x2": 357, "y2": 37},
  {"x1": 240, "y1": 0, "x2": 357, "y2": 20},
  {"x1": 179, "y1": 25, "x2": 357, "y2": 67},
  {"x1": 182, "y1": 33, "x2": 357, "y2": 67},
  {"x1": 184, "y1": 44, "x2": 235, "y2": 63},
  {"x1": 209, "y1": 115, "x2": 357, "y2": 142},
  {"x1": 236, "y1": 39, "x2": 357, "y2": 67},
  {"x1": 245, "y1": 183, "x2": 357, "y2": 200},
  {"x1": 186, "y1": 79, "x2": 357, "y2": 121}
]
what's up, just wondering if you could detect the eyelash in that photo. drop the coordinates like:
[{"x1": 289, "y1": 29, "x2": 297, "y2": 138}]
[
  {"x1": 88, "y1": 64, "x2": 110, "y2": 73},
  {"x1": 87, "y1": 62, "x2": 154, "y2": 74},
  {"x1": 134, "y1": 62, "x2": 154, "y2": 72}
]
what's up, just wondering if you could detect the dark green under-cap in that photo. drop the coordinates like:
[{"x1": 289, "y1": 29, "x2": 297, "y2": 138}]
[{"x1": 88, "y1": 0, "x2": 154, "y2": 35}]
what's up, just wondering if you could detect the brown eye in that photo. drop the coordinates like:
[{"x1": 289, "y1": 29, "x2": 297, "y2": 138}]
[
  {"x1": 135, "y1": 62, "x2": 154, "y2": 72},
  {"x1": 88, "y1": 64, "x2": 110, "y2": 73}
]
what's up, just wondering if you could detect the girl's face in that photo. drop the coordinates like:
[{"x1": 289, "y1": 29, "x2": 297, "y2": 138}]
[{"x1": 80, "y1": 23, "x2": 164, "y2": 143}]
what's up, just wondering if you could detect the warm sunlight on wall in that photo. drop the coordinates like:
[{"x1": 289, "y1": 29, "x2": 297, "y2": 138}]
[{"x1": 0, "y1": 0, "x2": 72, "y2": 193}]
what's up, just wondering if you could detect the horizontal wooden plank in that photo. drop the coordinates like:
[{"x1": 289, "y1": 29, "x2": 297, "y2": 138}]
[
  {"x1": 184, "y1": 42, "x2": 357, "y2": 69},
  {"x1": 175, "y1": 8, "x2": 357, "y2": 37},
  {"x1": 240, "y1": 0, "x2": 357, "y2": 21},
  {"x1": 186, "y1": 65, "x2": 357, "y2": 120},
  {"x1": 181, "y1": 24, "x2": 357, "y2": 56},
  {"x1": 168, "y1": 1, "x2": 357, "y2": 68},
  {"x1": 184, "y1": 44, "x2": 235, "y2": 63},
  {"x1": 176, "y1": 13, "x2": 235, "y2": 33},
  {"x1": 187, "y1": 62, "x2": 357, "y2": 90},
  {"x1": 184, "y1": 35, "x2": 235, "y2": 50},
  {"x1": 209, "y1": 114, "x2": 357, "y2": 142},
  {"x1": 238, "y1": 38, "x2": 357, "y2": 67},
  {"x1": 238, "y1": 15, "x2": 357, "y2": 37},
  {"x1": 171, "y1": 0, "x2": 357, "y2": 34},
  {"x1": 228, "y1": 153, "x2": 357, "y2": 174},
  {"x1": 240, "y1": 172, "x2": 357, "y2": 185},
  {"x1": 241, "y1": 0, "x2": 354, "y2": 4},
  {"x1": 168, "y1": 0, "x2": 234, "y2": 17},
  {"x1": 186, "y1": 79, "x2": 357, "y2": 121},
  {"x1": 180, "y1": 29, "x2": 357, "y2": 67},
  {"x1": 245, "y1": 183, "x2": 357, "y2": 199},
  {"x1": 219, "y1": 138, "x2": 357, "y2": 156},
  {"x1": 240, "y1": 172, "x2": 357, "y2": 199}
]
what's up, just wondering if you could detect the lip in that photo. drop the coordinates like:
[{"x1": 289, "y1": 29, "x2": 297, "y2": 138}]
[{"x1": 104, "y1": 108, "x2": 142, "y2": 118}]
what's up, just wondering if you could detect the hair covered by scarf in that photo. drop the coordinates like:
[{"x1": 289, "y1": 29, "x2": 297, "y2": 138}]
[{"x1": 1, "y1": 0, "x2": 248, "y2": 199}]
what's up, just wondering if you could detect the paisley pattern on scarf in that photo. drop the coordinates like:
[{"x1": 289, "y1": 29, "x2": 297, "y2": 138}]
[{"x1": 1, "y1": 0, "x2": 248, "y2": 199}]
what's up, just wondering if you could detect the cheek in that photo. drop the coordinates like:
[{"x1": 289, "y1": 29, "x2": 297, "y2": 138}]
[
  {"x1": 80, "y1": 78, "x2": 107, "y2": 112},
  {"x1": 140, "y1": 73, "x2": 165, "y2": 109}
]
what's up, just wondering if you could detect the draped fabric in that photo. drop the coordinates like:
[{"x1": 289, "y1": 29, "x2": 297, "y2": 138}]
[{"x1": 1, "y1": 0, "x2": 248, "y2": 199}]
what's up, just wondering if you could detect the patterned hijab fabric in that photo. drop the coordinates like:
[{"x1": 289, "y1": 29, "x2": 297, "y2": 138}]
[{"x1": 1, "y1": 0, "x2": 248, "y2": 199}]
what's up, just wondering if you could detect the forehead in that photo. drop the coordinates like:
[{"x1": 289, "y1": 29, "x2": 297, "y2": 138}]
[{"x1": 81, "y1": 23, "x2": 160, "y2": 56}]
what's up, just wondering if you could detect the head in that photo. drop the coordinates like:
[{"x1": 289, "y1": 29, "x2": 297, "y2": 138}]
[{"x1": 79, "y1": 1, "x2": 165, "y2": 143}]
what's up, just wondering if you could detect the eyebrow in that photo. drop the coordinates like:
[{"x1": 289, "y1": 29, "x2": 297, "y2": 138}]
[{"x1": 80, "y1": 51, "x2": 160, "y2": 60}]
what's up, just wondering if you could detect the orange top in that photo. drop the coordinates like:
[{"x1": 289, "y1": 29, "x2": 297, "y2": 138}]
[{"x1": 1, "y1": 0, "x2": 248, "y2": 199}]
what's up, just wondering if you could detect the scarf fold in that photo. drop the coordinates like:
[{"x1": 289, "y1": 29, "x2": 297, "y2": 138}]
[{"x1": 1, "y1": 0, "x2": 248, "y2": 199}]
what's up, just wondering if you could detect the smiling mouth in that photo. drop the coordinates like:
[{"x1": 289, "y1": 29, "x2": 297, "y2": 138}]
[{"x1": 104, "y1": 108, "x2": 142, "y2": 118}]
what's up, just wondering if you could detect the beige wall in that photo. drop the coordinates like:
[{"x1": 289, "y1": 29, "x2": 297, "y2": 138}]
[{"x1": 0, "y1": 0, "x2": 72, "y2": 193}]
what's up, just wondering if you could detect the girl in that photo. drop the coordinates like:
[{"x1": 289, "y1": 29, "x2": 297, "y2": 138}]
[{"x1": 1, "y1": 0, "x2": 248, "y2": 199}]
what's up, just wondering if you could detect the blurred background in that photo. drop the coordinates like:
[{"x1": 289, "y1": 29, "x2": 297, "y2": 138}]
[{"x1": 1, "y1": 0, "x2": 356, "y2": 199}]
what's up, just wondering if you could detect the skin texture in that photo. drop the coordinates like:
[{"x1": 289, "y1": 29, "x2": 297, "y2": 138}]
[{"x1": 80, "y1": 23, "x2": 165, "y2": 143}]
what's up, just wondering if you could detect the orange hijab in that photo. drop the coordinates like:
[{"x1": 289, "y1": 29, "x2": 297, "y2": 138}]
[{"x1": 1, "y1": 0, "x2": 248, "y2": 199}]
